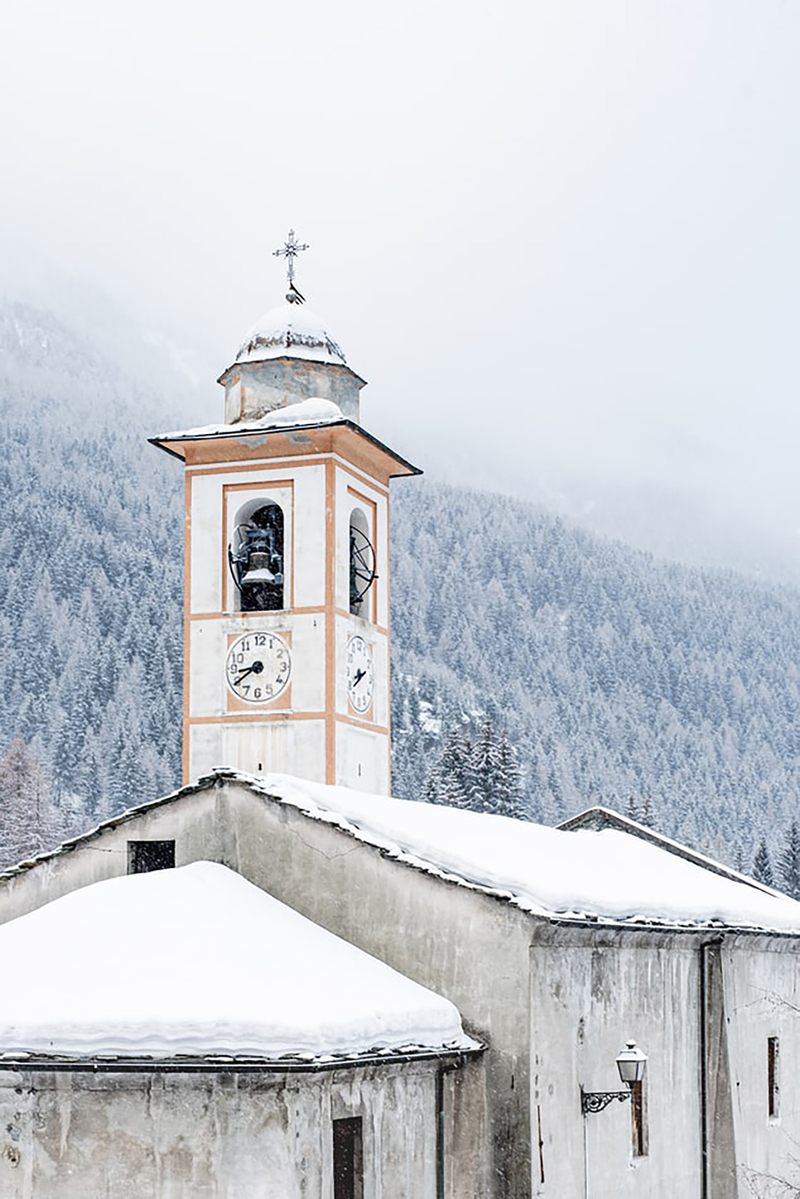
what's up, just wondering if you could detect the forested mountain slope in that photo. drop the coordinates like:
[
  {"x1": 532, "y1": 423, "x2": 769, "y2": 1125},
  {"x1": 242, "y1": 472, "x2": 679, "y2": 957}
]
[
  {"x1": 0, "y1": 301, "x2": 797, "y2": 872},
  {"x1": 390, "y1": 481, "x2": 799, "y2": 866}
]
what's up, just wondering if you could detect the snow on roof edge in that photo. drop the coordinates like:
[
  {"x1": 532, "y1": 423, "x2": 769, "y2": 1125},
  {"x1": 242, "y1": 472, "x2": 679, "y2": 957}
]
[
  {"x1": 0, "y1": 1044, "x2": 482, "y2": 1073},
  {"x1": 3, "y1": 769, "x2": 799, "y2": 939},
  {"x1": 231, "y1": 773, "x2": 800, "y2": 938},
  {"x1": 558, "y1": 807, "x2": 785, "y2": 900}
]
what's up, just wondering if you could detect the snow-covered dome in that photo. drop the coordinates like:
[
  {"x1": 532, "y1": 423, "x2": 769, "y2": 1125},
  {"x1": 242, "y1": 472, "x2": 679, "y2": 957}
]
[{"x1": 236, "y1": 301, "x2": 347, "y2": 368}]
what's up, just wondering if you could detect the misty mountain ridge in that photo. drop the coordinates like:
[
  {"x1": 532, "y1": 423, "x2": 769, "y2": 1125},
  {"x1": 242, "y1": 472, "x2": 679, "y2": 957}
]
[{"x1": 0, "y1": 296, "x2": 797, "y2": 876}]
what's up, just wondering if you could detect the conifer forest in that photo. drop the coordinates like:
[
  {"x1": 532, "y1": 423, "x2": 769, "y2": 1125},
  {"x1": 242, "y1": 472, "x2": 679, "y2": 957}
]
[{"x1": 0, "y1": 300, "x2": 798, "y2": 887}]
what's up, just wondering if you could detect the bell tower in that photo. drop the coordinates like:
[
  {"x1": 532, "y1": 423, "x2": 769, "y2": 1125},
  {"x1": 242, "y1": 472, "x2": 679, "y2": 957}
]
[{"x1": 151, "y1": 232, "x2": 420, "y2": 793}]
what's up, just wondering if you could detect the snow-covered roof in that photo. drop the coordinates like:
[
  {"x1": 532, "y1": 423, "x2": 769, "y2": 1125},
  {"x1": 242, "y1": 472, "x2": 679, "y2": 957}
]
[
  {"x1": 235, "y1": 301, "x2": 347, "y2": 367},
  {"x1": 256, "y1": 774, "x2": 800, "y2": 934},
  {"x1": 0, "y1": 862, "x2": 477, "y2": 1062},
  {"x1": 154, "y1": 397, "x2": 345, "y2": 442}
]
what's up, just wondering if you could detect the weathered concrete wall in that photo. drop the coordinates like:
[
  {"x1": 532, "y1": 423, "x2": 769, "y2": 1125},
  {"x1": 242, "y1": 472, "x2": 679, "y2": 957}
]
[
  {"x1": 722, "y1": 936, "x2": 800, "y2": 1196},
  {"x1": 529, "y1": 929, "x2": 704, "y2": 1199},
  {"x1": 223, "y1": 359, "x2": 364, "y2": 424},
  {"x1": 0, "y1": 1062, "x2": 443, "y2": 1198},
  {"x1": 221, "y1": 782, "x2": 533, "y2": 1199}
]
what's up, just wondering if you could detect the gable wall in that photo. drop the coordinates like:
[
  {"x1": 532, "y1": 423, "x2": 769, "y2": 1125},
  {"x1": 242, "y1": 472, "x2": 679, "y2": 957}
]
[{"x1": 0, "y1": 786, "x2": 225, "y2": 926}]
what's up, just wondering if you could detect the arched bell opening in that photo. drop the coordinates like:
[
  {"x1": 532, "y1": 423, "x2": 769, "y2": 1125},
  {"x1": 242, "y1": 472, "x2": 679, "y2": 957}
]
[
  {"x1": 229, "y1": 499, "x2": 285, "y2": 612},
  {"x1": 349, "y1": 507, "x2": 377, "y2": 619}
]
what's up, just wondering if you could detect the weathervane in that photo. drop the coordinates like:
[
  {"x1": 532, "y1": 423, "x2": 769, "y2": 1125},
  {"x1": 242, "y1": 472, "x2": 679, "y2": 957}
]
[{"x1": 273, "y1": 228, "x2": 309, "y2": 304}]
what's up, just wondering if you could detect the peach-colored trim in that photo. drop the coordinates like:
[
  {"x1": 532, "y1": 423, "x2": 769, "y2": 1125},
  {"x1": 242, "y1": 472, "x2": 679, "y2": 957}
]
[
  {"x1": 186, "y1": 607, "x2": 388, "y2": 634},
  {"x1": 325, "y1": 459, "x2": 337, "y2": 784},
  {"x1": 186, "y1": 453, "x2": 390, "y2": 497},
  {"x1": 385, "y1": 494, "x2": 392, "y2": 789},
  {"x1": 182, "y1": 472, "x2": 192, "y2": 785},
  {"x1": 334, "y1": 457, "x2": 390, "y2": 496},
  {"x1": 336, "y1": 712, "x2": 390, "y2": 735},
  {"x1": 189, "y1": 606, "x2": 332, "y2": 621},
  {"x1": 222, "y1": 479, "x2": 295, "y2": 613},
  {"x1": 176, "y1": 425, "x2": 411, "y2": 483},
  {"x1": 187, "y1": 457, "x2": 329, "y2": 478},
  {"x1": 188, "y1": 712, "x2": 327, "y2": 725},
  {"x1": 335, "y1": 609, "x2": 389, "y2": 635}
]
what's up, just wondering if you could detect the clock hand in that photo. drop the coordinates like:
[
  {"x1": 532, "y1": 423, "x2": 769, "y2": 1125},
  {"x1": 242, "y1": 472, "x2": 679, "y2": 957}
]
[
  {"x1": 353, "y1": 667, "x2": 366, "y2": 686},
  {"x1": 234, "y1": 660, "x2": 264, "y2": 686}
]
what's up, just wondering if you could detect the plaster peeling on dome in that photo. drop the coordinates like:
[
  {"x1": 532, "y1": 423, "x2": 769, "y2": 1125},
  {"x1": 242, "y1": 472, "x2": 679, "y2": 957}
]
[
  {"x1": 235, "y1": 304, "x2": 347, "y2": 368},
  {"x1": 238, "y1": 329, "x2": 347, "y2": 363}
]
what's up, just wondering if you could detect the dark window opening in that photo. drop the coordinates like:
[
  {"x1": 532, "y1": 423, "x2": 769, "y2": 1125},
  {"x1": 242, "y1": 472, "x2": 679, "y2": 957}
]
[
  {"x1": 127, "y1": 840, "x2": 175, "y2": 874},
  {"x1": 229, "y1": 502, "x2": 284, "y2": 612},
  {"x1": 333, "y1": 1116, "x2": 363, "y2": 1199},
  {"x1": 768, "y1": 1036, "x2": 780, "y2": 1118},
  {"x1": 631, "y1": 1080, "x2": 647, "y2": 1157}
]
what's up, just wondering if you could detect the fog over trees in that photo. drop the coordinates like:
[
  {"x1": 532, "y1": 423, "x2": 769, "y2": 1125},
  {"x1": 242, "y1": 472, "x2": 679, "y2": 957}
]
[{"x1": 1, "y1": 300, "x2": 798, "y2": 881}]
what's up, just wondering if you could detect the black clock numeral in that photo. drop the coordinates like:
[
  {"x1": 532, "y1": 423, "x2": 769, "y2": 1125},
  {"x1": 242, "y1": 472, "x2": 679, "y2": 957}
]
[{"x1": 255, "y1": 633, "x2": 267, "y2": 647}]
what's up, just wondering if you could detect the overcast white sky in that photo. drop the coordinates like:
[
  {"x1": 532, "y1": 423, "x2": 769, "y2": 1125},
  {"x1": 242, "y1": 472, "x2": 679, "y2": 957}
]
[{"x1": 1, "y1": 0, "x2": 798, "y2": 576}]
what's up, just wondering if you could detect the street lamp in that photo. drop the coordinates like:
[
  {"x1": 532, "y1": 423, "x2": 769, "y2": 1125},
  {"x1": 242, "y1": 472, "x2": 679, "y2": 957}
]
[{"x1": 581, "y1": 1041, "x2": 647, "y2": 1115}]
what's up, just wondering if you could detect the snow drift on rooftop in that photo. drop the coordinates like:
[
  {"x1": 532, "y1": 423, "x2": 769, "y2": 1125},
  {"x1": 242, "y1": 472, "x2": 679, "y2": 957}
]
[
  {"x1": 256, "y1": 774, "x2": 800, "y2": 934},
  {"x1": 155, "y1": 397, "x2": 344, "y2": 441},
  {"x1": 0, "y1": 862, "x2": 475, "y2": 1060}
]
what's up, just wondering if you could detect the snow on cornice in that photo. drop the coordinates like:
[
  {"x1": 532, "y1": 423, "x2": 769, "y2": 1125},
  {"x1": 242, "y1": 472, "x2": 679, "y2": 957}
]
[{"x1": 153, "y1": 397, "x2": 344, "y2": 441}]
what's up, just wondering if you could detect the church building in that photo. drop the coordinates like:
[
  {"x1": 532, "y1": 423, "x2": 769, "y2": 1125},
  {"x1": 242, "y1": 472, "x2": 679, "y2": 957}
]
[{"x1": 0, "y1": 235, "x2": 798, "y2": 1199}]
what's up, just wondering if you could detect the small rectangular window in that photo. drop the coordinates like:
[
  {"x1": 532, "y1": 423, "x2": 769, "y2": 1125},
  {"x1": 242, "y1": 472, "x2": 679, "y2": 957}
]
[
  {"x1": 333, "y1": 1117, "x2": 363, "y2": 1199},
  {"x1": 631, "y1": 1080, "x2": 648, "y2": 1157},
  {"x1": 768, "y1": 1036, "x2": 780, "y2": 1118},
  {"x1": 127, "y1": 841, "x2": 175, "y2": 874}
]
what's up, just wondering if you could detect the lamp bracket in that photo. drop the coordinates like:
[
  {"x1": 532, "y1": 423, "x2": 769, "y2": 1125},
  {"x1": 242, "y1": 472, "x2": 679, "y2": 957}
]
[{"x1": 580, "y1": 1088, "x2": 631, "y2": 1116}]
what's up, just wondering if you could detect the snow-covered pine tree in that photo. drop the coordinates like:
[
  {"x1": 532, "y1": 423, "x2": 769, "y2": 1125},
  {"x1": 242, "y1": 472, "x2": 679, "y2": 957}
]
[
  {"x1": 0, "y1": 736, "x2": 69, "y2": 868},
  {"x1": 425, "y1": 726, "x2": 473, "y2": 809},
  {"x1": 468, "y1": 721, "x2": 504, "y2": 814},
  {"x1": 496, "y1": 732, "x2": 527, "y2": 820},
  {"x1": 752, "y1": 838, "x2": 774, "y2": 887},
  {"x1": 776, "y1": 821, "x2": 800, "y2": 900}
]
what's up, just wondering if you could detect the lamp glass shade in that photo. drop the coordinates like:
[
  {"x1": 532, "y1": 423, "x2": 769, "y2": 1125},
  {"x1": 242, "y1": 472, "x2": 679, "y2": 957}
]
[{"x1": 616, "y1": 1040, "x2": 647, "y2": 1085}]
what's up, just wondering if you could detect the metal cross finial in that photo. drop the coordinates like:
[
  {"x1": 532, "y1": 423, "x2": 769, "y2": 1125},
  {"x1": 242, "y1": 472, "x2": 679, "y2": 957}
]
[{"x1": 273, "y1": 228, "x2": 309, "y2": 288}]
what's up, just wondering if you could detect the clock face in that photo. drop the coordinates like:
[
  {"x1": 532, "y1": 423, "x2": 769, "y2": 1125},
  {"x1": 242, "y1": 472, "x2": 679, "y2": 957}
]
[
  {"x1": 346, "y1": 635, "x2": 374, "y2": 715},
  {"x1": 225, "y1": 631, "x2": 291, "y2": 704}
]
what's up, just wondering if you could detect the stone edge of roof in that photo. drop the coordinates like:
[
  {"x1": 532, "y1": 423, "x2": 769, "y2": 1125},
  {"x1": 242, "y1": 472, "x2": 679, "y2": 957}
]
[{"x1": 0, "y1": 1043, "x2": 483, "y2": 1074}]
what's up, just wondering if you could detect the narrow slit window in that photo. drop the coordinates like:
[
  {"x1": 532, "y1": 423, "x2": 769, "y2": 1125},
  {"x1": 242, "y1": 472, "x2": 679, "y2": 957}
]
[
  {"x1": 127, "y1": 841, "x2": 175, "y2": 874},
  {"x1": 768, "y1": 1036, "x2": 780, "y2": 1118},
  {"x1": 333, "y1": 1116, "x2": 363, "y2": 1199},
  {"x1": 631, "y1": 1080, "x2": 648, "y2": 1157}
]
